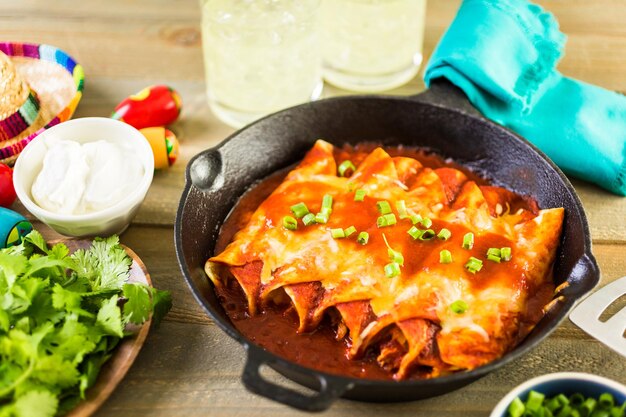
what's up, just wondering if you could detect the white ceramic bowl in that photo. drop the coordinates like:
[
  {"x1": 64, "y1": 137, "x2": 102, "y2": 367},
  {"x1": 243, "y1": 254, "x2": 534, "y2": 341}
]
[
  {"x1": 13, "y1": 117, "x2": 154, "y2": 237},
  {"x1": 490, "y1": 372, "x2": 626, "y2": 417}
]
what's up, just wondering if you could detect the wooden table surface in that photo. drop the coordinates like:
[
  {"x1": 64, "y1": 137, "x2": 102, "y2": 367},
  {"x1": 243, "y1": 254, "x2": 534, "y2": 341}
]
[{"x1": 2, "y1": 1, "x2": 625, "y2": 416}]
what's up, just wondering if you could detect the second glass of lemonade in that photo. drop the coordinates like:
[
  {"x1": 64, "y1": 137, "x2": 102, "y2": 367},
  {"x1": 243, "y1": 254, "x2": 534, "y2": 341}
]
[
  {"x1": 201, "y1": 0, "x2": 322, "y2": 128},
  {"x1": 321, "y1": 0, "x2": 427, "y2": 92}
]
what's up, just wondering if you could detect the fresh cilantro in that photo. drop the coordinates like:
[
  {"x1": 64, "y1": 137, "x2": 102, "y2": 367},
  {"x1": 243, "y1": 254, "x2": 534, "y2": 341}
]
[{"x1": 0, "y1": 231, "x2": 171, "y2": 416}]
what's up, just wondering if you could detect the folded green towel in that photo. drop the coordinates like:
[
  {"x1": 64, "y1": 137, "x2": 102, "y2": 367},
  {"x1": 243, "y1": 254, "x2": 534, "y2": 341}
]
[{"x1": 424, "y1": 0, "x2": 626, "y2": 195}]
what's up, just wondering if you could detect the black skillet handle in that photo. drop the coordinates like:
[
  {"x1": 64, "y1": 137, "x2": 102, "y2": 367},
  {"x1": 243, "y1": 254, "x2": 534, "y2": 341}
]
[
  {"x1": 412, "y1": 78, "x2": 483, "y2": 118},
  {"x1": 241, "y1": 344, "x2": 353, "y2": 412}
]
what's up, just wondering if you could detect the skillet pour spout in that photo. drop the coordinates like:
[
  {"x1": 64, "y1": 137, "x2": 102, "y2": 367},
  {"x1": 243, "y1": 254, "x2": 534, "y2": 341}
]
[{"x1": 175, "y1": 80, "x2": 599, "y2": 411}]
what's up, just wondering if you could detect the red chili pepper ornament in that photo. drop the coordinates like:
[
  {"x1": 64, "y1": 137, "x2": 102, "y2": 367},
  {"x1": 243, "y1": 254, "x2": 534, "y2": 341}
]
[
  {"x1": 0, "y1": 163, "x2": 16, "y2": 208},
  {"x1": 111, "y1": 85, "x2": 182, "y2": 129},
  {"x1": 139, "y1": 127, "x2": 179, "y2": 169}
]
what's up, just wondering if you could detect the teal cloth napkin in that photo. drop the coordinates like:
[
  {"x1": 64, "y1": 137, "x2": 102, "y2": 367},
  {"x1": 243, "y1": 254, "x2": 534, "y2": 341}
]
[{"x1": 424, "y1": 0, "x2": 626, "y2": 195}]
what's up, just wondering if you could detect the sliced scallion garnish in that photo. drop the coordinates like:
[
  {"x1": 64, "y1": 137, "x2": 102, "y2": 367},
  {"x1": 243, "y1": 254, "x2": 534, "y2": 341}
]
[
  {"x1": 409, "y1": 214, "x2": 423, "y2": 225},
  {"x1": 384, "y1": 262, "x2": 401, "y2": 278},
  {"x1": 407, "y1": 226, "x2": 422, "y2": 240},
  {"x1": 376, "y1": 201, "x2": 392, "y2": 215},
  {"x1": 465, "y1": 256, "x2": 483, "y2": 273},
  {"x1": 450, "y1": 300, "x2": 468, "y2": 314},
  {"x1": 462, "y1": 232, "x2": 474, "y2": 250},
  {"x1": 302, "y1": 213, "x2": 316, "y2": 226},
  {"x1": 357, "y1": 231, "x2": 369, "y2": 245},
  {"x1": 315, "y1": 212, "x2": 329, "y2": 224},
  {"x1": 354, "y1": 189, "x2": 367, "y2": 202},
  {"x1": 330, "y1": 228, "x2": 345, "y2": 239},
  {"x1": 322, "y1": 194, "x2": 333, "y2": 210},
  {"x1": 439, "y1": 249, "x2": 452, "y2": 264},
  {"x1": 377, "y1": 213, "x2": 397, "y2": 228},
  {"x1": 283, "y1": 216, "x2": 298, "y2": 231},
  {"x1": 344, "y1": 226, "x2": 357, "y2": 237},
  {"x1": 290, "y1": 202, "x2": 309, "y2": 219},
  {"x1": 500, "y1": 246, "x2": 512, "y2": 261},
  {"x1": 437, "y1": 228, "x2": 452, "y2": 241},
  {"x1": 420, "y1": 217, "x2": 433, "y2": 228},
  {"x1": 338, "y1": 160, "x2": 356, "y2": 177},
  {"x1": 418, "y1": 229, "x2": 436, "y2": 241}
]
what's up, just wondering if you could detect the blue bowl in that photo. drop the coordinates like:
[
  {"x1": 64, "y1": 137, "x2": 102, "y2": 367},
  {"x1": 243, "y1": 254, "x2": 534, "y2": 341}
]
[{"x1": 490, "y1": 373, "x2": 626, "y2": 417}]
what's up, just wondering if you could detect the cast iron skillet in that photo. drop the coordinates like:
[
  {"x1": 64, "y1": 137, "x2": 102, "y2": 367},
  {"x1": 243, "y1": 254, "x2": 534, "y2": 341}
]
[{"x1": 174, "y1": 80, "x2": 599, "y2": 412}]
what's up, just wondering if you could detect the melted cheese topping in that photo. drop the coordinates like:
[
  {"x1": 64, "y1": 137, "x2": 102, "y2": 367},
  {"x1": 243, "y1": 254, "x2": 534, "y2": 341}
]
[{"x1": 207, "y1": 140, "x2": 564, "y2": 379}]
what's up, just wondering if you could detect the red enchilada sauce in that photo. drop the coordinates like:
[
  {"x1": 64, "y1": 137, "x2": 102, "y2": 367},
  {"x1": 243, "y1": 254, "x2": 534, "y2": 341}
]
[{"x1": 212, "y1": 144, "x2": 547, "y2": 380}]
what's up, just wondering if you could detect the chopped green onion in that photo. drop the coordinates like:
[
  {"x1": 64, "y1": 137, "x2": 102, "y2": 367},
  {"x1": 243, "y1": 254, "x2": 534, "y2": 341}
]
[
  {"x1": 320, "y1": 206, "x2": 332, "y2": 216},
  {"x1": 290, "y1": 202, "x2": 309, "y2": 219},
  {"x1": 384, "y1": 262, "x2": 401, "y2": 278},
  {"x1": 439, "y1": 249, "x2": 452, "y2": 264},
  {"x1": 599, "y1": 393, "x2": 614, "y2": 409},
  {"x1": 420, "y1": 217, "x2": 433, "y2": 228},
  {"x1": 462, "y1": 232, "x2": 474, "y2": 250},
  {"x1": 407, "y1": 226, "x2": 422, "y2": 240},
  {"x1": 357, "y1": 231, "x2": 369, "y2": 245},
  {"x1": 376, "y1": 201, "x2": 392, "y2": 215},
  {"x1": 330, "y1": 228, "x2": 345, "y2": 239},
  {"x1": 383, "y1": 213, "x2": 397, "y2": 226},
  {"x1": 501, "y1": 246, "x2": 512, "y2": 261},
  {"x1": 388, "y1": 249, "x2": 404, "y2": 266},
  {"x1": 396, "y1": 200, "x2": 408, "y2": 219},
  {"x1": 583, "y1": 398, "x2": 598, "y2": 417},
  {"x1": 377, "y1": 214, "x2": 397, "y2": 228},
  {"x1": 419, "y1": 229, "x2": 436, "y2": 241},
  {"x1": 487, "y1": 247, "x2": 501, "y2": 258},
  {"x1": 487, "y1": 254, "x2": 502, "y2": 263},
  {"x1": 437, "y1": 228, "x2": 452, "y2": 241},
  {"x1": 450, "y1": 300, "x2": 468, "y2": 314},
  {"x1": 315, "y1": 212, "x2": 329, "y2": 224},
  {"x1": 546, "y1": 398, "x2": 561, "y2": 412},
  {"x1": 283, "y1": 216, "x2": 298, "y2": 230},
  {"x1": 465, "y1": 256, "x2": 483, "y2": 273},
  {"x1": 409, "y1": 214, "x2": 423, "y2": 225},
  {"x1": 338, "y1": 160, "x2": 356, "y2": 177},
  {"x1": 508, "y1": 397, "x2": 526, "y2": 417},
  {"x1": 344, "y1": 226, "x2": 357, "y2": 237},
  {"x1": 556, "y1": 394, "x2": 570, "y2": 407},
  {"x1": 526, "y1": 391, "x2": 546, "y2": 412},
  {"x1": 570, "y1": 394, "x2": 586, "y2": 407},
  {"x1": 302, "y1": 213, "x2": 316, "y2": 226},
  {"x1": 354, "y1": 189, "x2": 367, "y2": 202},
  {"x1": 322, "y1": 194, "x2": 333, "y2": 210}
]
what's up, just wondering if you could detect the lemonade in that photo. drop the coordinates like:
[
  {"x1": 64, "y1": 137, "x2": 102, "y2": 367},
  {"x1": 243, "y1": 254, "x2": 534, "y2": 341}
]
[
  {"x1": 201, "y1": 0, "x2": 322, "y2": 128},
  {"x1": 321, "y1": 0, "x2": 427, "y2": 92}
]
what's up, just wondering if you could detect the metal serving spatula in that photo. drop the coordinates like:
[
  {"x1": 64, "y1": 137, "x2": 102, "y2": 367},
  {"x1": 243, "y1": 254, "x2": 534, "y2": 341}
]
[{"x1": 569, "y1": 275, "x2": 626, "y2": 358}]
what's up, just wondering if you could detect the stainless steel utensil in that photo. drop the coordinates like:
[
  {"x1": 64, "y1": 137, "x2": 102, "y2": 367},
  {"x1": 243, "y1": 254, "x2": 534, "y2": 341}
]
[{"x1": 570, "y1": 275, "x2": 626, "y2": 357}]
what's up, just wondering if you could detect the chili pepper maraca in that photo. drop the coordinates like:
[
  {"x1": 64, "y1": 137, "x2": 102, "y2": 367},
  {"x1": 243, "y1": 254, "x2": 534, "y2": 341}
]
[
  {"x1": 0, "y1": 207, "x2": 32, "y2": 248},
  {"x1": 111, "y1": 85, "x2": 182, "y2": 129},
  {"x1": 0, "y1": 163, "x2": 16, "y2": 207},
  {"x1": 139, "y1": 127, "x2": 179, "y2": 169}
]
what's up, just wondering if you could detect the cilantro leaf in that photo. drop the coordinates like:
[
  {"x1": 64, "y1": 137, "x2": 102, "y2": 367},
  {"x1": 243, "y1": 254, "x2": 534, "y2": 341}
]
[
  {"x1": 13, "y1": 390, "x2": 58, "y2": 417},
  {"x1": 96, "y1": 296, "x2": 124, "y2": 338},
  {"x1": 0, "y1": 231, "x2": 171, "y2": 415},
  {"x1": 122, "y1": 283, "x2": 152, "y2": 325},
  {"x1": 150, "y1": 287, "x2": 173, "y2": 328}
]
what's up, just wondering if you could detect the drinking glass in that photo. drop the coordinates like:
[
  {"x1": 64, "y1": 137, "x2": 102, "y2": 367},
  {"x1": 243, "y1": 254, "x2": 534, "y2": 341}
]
[
  {"x1": 321, "y1": 0, "x2": 427, "y2": 92},
  {"x1": 201, "y1": 0, "x2": 322, "y2": 128}
]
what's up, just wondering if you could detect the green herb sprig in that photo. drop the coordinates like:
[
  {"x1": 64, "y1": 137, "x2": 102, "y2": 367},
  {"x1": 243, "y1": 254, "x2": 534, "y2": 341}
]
[{"x1": 0, "y1": 231, "x2": 172, "y2": 417}]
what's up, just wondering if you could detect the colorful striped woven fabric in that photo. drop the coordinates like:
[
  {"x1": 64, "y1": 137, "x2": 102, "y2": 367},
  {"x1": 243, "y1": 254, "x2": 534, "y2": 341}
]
[
  {"x1": 0, "y1": 90, "x2": 40, "y2": 141},
  {"x1": 0, "y1": 42, "x2": 84, "y2": 162}
]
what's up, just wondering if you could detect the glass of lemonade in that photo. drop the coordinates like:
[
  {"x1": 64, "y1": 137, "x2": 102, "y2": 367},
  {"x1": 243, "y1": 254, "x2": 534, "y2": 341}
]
[
  {"x1": 201, "y1": 0, "x2": 322, "y2": 128},
  {"x1": 321, "y1": 0, "x2": 427, "y2": 92}
]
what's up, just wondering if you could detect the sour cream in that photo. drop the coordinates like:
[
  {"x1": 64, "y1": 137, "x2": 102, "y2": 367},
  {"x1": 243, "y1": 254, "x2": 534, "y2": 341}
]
[{"x1": 31, "y1": 138, "x2": 144, "y2": 215}]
